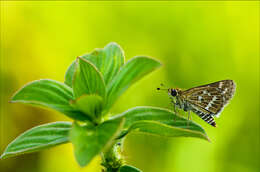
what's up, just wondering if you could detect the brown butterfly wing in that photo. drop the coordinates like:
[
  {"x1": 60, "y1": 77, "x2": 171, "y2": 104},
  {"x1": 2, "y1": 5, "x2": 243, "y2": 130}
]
[{"x1": 181, "y1": 80, "x2": 236, "y2": 116}]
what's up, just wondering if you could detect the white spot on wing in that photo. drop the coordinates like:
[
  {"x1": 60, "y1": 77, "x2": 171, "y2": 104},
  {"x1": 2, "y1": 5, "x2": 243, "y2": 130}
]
[
  {"x1": 222, "y1": 88, "x2": 228, "y2": 95},
  {"x1": 219, "y1": 82, "x2": 223, "y2": 88},
  {"x1": 205, "y1": 115, "x2": 211, "y2": 120},
  {"x1": 205, "y1": 103, "x2": 212, "y2": 110},
  {"x1": 207, "y1": 118, "x2": 213, "y2": 123},
  {"x1": 205, "y1": 96, "x2": 218, "y2": 111},
  {"x1": 209, "y1": 120, "x2": 215, "y2": 124}
]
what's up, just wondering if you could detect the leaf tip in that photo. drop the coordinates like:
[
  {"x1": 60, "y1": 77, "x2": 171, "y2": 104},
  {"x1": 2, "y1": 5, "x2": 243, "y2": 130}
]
[
  {"x1": 77, "y1": 160, "x2": 88, "y2": 168},
  {"x1": 9, "y1": 92, "x2": 19, "y2": 102},
  {"x1": 76, "y1": 56, "x2": 81, "y2": 62},
  {"x1": 107, "y1": 42, "x2": 119, "y2": 46},
  {"x1": 76, "y1": 56, "x2": 89, "y2": 65},
  {"x1": 105, "y1": 42, "x2": 122, "y2": 50},
  {"x1": 9, "y1": 99, "x2": 14, "y2": 103},
  {"x1": 153, "y1": 58, "x2": 163, "y2": 67},
  {"x1": 0, "y1": 151, "x2": 9, "y2": 160},
  {"x1": 9, "y1": 89, "x2": 20, "y2": 103}
]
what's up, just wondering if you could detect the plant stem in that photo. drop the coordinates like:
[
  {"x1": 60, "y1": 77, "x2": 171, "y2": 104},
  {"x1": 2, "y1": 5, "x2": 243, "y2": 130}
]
[{"x1": 101, "y1": 142, "x2": 124, "y2": 172}]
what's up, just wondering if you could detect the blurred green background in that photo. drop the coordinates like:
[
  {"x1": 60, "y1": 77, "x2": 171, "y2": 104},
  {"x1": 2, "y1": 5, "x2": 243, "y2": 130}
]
[{"x1": 0, "y1": 1, "x2": 259, "y2": 172}]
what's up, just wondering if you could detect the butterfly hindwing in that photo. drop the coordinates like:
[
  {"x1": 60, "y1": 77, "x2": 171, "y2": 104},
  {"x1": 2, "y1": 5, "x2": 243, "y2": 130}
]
[{"x1": 191, "y1": 107, "x2": 217, "y2": 127}]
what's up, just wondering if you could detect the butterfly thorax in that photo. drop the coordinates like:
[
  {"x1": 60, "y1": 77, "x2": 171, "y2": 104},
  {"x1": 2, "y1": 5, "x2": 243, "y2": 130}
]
[{"x1": 168, "y1": 88, "x2": 191, "y2": 112}]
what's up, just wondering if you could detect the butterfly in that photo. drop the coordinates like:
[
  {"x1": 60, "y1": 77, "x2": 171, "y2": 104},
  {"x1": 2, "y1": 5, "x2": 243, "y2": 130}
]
[{"x1": 157, "y1": 80, "x2": 236, "y2": 127}]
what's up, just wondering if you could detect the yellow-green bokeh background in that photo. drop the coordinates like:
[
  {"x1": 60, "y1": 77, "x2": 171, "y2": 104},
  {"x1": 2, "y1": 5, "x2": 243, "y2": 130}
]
[{"x1": 0, "y1": 1, "x2": 259, "y2": 172}]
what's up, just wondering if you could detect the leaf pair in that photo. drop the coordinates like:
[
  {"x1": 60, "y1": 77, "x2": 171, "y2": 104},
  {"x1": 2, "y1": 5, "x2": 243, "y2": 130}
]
[
  {"x1": 65, "y1": 43, "x2": 162, "y2": 115},
  {"x1": 71, "y1": 57, "x2": 106, "y2": 122},
  {"x1": 64, "y1": 43, "x2": 125, "y2": 117},
  {"x1": 65, "y1": 42, "x2": 124, "y2": 88}
]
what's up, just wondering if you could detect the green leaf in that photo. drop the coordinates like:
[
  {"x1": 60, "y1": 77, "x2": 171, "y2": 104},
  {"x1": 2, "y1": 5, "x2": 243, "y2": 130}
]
[
  {"x1": 81, "y1": 42, "x2": 125, "y2": 85},
  {"x1": 64, "y1": 60, "x2": 76, "y2": 87},
  {"x1": 119, "y1": 165, "x2": 142, "y2": 172},
  {"x1": 72, "y1": 57, "x2": 106, "y2": 99},
  {"x1": 65, "y1": 42, "x2": 124, "y2": 87},
  {"x1": 113, "y1": 106, "x2": 209, "y2": 141},
  {"x1": 70, "y1": 118, "x2": 124, "y2": 167},
  {"x1": 71, "y1": 94, "x2": 104, "y2": 122},
  {"x1": 11, "y1": 79, "x2": 89, "y2": 121},
  {"x1": 0, "y1": 122, "x2": 72, "y2": 159},
  {"x1": 127, "y1": 121, "x2": 208, "y2": 141},
  {"x1": 106, "y1": 56, "x2": 161, "y2": 109}
]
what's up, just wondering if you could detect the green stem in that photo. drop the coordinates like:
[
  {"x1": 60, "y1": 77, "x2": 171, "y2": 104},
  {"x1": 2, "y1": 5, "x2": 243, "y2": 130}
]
[{"x1": 101, "y1": 142, "x2": 124, "y2": 172}]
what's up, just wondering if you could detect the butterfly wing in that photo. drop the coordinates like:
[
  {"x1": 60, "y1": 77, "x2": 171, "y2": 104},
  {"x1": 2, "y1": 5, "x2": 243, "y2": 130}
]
[
  {"x1": 181, "y1": 80, "x2": 236, "y2": 126},
  {"x1": 188, "y1": 80, "x2": 236, "y2": 104}
]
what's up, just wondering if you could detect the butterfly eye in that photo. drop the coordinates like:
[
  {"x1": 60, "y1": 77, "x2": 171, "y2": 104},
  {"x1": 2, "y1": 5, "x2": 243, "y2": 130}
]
[{"x1": 171, "y1": 89, "x2": 177, "y2": 97}]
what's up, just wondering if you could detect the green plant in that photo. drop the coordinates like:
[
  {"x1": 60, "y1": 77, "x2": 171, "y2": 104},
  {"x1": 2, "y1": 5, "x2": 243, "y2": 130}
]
[{"x1": 0, "y1": 43, "x2": 209, "y2": 172}]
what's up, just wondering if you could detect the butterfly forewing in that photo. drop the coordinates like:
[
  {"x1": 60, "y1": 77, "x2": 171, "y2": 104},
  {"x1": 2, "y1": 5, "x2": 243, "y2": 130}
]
[{"x1": 180, "y1": 80, "x2": 236, "y2": 126}]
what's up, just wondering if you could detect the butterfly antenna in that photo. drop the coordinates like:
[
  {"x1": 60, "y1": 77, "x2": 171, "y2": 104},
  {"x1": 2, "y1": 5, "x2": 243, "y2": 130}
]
[
  {"x1": 157, "y1": 83, "x2": 168, "y2": 91},
  {"x1": 157, "y1": 87, "x2": 168, "y2": 90}
]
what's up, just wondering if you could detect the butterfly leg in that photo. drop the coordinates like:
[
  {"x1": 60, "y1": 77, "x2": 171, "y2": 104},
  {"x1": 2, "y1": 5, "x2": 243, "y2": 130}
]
[
  {"x1": 187, "y1": 111, "x2": 191, "y2": 128},
  {"x1": 168, "y1": 98, "x2": 175, "y2": 110},
  {"x1": 170, "y1": 99, "x2": 177, "y2": 121},
  {"x1": 188, "y1": 110, "x2": 191, "y2": 120},
  {"x1": 173, "y1": 103, "x2": 177, "y2": 121}
]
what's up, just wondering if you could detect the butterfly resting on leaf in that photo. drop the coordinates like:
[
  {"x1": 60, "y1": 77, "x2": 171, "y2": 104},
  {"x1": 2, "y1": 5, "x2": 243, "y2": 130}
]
[{"x1": 157, "y1": 80, "x2": 236, "y2": 127}]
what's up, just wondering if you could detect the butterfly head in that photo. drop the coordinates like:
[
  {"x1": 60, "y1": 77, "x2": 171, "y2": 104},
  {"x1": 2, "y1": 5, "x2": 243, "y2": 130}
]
[
  {"x1": 168, "y1": 88, "x2": 178, "y2": 97},
  {"x1": 157, "y1": 85, "x2": 180, "y2": 97}
]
